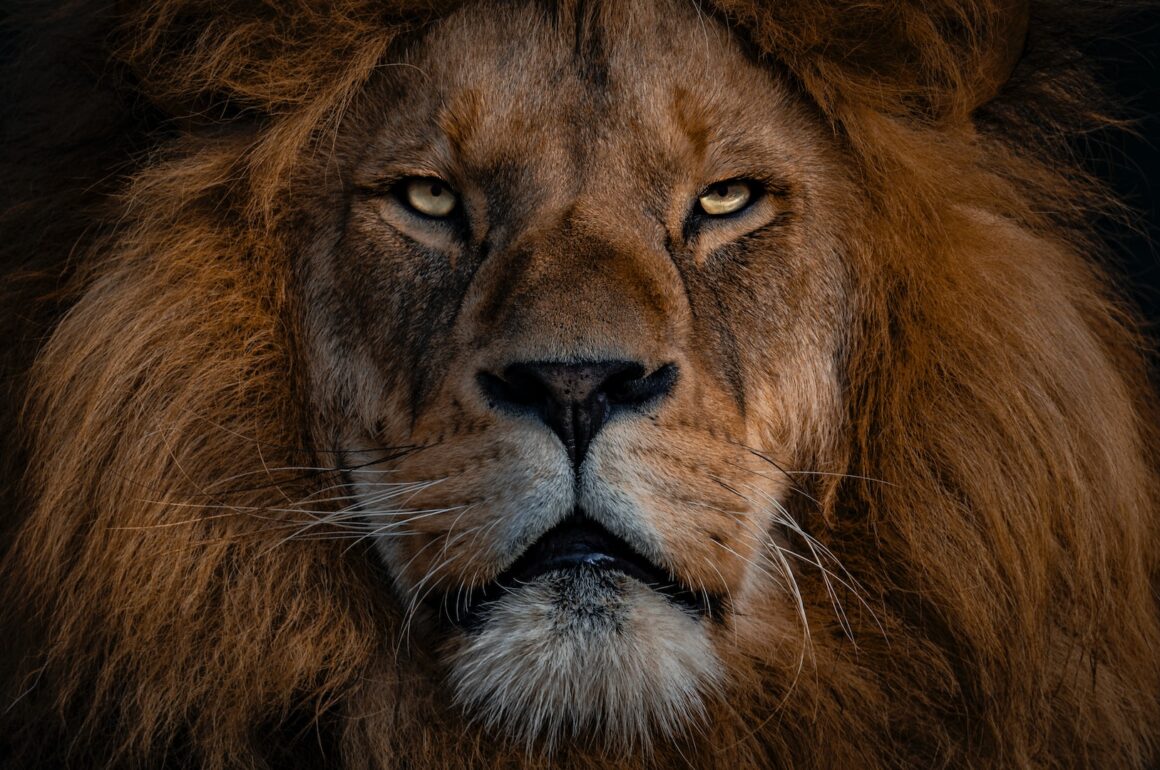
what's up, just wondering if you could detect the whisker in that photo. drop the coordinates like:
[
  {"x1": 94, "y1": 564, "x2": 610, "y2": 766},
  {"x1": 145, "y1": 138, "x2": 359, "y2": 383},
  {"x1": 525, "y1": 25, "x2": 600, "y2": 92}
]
[
  {"x1": 725, "y1": 439, "x2": 896, "y2": 488},
  {"x1": 712, "y1": 473, "x2": 885, "y2": 644},
  {"x1": 399, "y1": 520, "x2": 483, "y2": 646}
]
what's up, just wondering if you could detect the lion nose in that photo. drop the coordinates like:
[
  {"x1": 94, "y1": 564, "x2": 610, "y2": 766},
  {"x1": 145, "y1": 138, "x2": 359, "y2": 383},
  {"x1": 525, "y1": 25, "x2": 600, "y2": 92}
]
[{"x1": 478, "y1": 361, "x2": 678, "y2": 467}]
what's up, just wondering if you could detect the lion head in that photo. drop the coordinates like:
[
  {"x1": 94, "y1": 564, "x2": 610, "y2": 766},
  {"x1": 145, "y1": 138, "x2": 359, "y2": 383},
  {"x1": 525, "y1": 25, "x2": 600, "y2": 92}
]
[{"x1": 2, "y1": 0, "x2": 1158, "y2": 768}]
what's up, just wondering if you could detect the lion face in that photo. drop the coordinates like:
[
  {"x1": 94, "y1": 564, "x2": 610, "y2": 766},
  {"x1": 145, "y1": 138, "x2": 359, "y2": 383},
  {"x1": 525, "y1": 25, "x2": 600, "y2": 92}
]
[
  {"x1": 299, "y1": 0, "x2": 852, "y2": 749},
  {"x1": 6, "y1": 0, "x2": 1160, "y2": 765}
]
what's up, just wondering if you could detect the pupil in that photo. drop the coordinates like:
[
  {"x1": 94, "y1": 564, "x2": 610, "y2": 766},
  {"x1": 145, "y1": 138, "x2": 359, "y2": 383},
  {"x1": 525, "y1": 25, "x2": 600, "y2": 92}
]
[
  {"x1": 429, "y1": 183, "x2": 443, "y2": 198},
  {"x1": 714, "y1": 184, "x2": 730, "y2": 198}
]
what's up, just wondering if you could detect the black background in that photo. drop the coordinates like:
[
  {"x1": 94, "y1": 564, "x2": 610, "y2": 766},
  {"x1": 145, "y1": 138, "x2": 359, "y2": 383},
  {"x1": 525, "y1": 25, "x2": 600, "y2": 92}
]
[{"x1": 1084, "y1": 10, "x2": 1160, "y2": 332}]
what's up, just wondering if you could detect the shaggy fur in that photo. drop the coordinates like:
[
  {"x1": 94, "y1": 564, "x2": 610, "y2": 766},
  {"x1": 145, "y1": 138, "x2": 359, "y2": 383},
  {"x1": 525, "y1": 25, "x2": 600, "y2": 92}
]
[{"x1": 1, "y1": 1, "x2": 1158, "y2": 768}]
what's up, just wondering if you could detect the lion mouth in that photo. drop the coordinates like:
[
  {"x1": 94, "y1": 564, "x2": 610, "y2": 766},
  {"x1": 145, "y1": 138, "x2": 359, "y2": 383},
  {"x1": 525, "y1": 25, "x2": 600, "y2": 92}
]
[{"x1": 434, "y1": 513, "x2": 718, "y2": 628}]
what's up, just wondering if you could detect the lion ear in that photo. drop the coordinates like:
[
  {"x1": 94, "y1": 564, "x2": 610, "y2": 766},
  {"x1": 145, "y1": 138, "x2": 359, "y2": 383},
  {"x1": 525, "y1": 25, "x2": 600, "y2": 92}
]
[{"x1": 715, "y1": 0, "x2": 1031, "y2": 121}]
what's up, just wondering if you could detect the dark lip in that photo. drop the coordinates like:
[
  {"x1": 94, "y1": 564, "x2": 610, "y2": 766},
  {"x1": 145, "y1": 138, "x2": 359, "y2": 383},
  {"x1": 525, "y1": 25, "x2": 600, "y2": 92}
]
[{"x1": 430, "y1": 513, "x2": 721, "y2": 630}]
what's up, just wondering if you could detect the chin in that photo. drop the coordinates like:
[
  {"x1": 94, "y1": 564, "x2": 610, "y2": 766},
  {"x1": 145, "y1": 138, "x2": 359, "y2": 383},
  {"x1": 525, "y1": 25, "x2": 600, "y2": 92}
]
[
  {"x1": 438, "y1": 554, "x2": 719, "y2": 751},
  {"x1": 438, "y1": 515, "x2": 725, "y2": 753}
]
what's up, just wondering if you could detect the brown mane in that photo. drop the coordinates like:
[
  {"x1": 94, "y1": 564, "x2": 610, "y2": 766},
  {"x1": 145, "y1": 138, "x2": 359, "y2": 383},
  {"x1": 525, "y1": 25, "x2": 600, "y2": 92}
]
[{"x1": 2, "y1": 1, "x2": 1158, "y2": 768}]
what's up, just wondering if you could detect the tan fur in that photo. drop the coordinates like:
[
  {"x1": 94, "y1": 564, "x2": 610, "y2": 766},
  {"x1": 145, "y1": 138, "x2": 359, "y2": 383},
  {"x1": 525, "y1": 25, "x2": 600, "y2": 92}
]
[{"x1": 1, "y1": 1, "x2": 1158, "y2": 768}]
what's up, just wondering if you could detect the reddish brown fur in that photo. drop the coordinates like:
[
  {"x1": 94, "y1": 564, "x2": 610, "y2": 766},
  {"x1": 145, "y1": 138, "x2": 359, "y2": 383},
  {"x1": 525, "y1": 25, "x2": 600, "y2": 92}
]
[{"x1": 1, "y1": 1, "x2": 1158, "y2": 768}]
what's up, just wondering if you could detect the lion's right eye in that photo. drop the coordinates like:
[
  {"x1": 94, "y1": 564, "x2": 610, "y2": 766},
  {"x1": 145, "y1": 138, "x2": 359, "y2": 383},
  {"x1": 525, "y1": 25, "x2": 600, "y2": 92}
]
[
  {"x1": 697, "y1": 180, "x2": 756, "y2": 217},
  {"x1": 399, "y1": 177, "x2": 458, "y2": 218}
]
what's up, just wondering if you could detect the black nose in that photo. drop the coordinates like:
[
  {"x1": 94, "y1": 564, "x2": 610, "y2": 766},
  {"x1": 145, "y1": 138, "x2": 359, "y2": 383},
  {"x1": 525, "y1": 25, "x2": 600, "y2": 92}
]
[{"x1": 478, "y1": 360, "x2": 678, "y2": 466}]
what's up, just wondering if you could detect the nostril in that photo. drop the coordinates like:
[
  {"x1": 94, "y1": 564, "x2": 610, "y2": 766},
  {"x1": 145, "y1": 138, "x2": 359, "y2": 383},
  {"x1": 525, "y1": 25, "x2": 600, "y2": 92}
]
[
  {"x1": 477, "y1": 368, "x2": 550, "y2": 410},
  {"x1": 604, "y1": 362, "x2": 678, "y2": 407},
  {"x1": 477, "y1": 360, "x2": 679, "y2": 467}
]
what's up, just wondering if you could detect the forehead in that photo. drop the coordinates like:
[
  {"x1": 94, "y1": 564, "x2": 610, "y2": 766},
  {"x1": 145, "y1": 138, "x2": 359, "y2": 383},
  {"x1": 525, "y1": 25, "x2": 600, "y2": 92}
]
[{"x1": 363, "y1": 0, "x2": 810, "y2": 179}]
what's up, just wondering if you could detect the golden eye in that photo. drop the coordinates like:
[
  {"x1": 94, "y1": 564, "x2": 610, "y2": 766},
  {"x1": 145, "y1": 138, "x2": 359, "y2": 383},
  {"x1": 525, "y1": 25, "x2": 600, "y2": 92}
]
[
  {"x1": 698, "y1": 181, "x2": 753, "y2": 216},
  {"x1": 402, "y1": 177, "x2": 458, "y2": 218}
]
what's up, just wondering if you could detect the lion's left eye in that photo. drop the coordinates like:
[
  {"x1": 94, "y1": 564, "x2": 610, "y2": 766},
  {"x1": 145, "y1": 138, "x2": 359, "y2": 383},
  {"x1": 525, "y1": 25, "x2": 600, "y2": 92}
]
[
  {"x1": 697, "y1": 180, "x2": 755, "y2": 216},
  {"x1": 400, "y1": 177, "x2": 458, "y2": 218}
]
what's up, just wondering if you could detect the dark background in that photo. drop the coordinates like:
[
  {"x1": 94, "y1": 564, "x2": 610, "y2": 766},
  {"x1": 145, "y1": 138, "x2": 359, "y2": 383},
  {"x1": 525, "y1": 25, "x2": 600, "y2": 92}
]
[{"x1": 1083, "y1": 9, "x2": 1160, "y2": 333}]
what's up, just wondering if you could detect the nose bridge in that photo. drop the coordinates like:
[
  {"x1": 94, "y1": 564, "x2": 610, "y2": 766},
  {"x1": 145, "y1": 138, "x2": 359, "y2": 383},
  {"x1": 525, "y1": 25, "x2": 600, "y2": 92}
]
[{"x1": 481, "y1": 217, "x2": 686, "y2": 364}]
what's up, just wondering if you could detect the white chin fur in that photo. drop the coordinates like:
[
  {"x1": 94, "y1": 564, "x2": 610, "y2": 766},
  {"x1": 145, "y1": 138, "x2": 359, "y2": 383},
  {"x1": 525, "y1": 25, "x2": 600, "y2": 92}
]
[{"x1": 445, "y1": 569, "x2": 723, "y2": 754}]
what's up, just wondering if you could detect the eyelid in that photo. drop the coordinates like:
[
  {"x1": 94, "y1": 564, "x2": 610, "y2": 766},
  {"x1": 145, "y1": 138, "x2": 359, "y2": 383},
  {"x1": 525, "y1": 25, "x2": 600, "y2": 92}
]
[{"x1": 355, "y1": 169, "x2": 450, "y2": 194}]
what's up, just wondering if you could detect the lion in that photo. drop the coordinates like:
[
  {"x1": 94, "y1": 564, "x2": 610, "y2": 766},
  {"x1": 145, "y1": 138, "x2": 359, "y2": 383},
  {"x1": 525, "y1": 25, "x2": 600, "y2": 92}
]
[{"x1": 1, "y1": 0, "x2": 1158, "y2": 767}]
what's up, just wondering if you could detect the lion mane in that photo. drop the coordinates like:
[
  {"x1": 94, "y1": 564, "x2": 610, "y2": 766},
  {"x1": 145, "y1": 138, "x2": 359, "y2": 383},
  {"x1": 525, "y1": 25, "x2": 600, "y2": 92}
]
[{"x1": 1, "y1": 1, "x2": 1158, "y2": 768}]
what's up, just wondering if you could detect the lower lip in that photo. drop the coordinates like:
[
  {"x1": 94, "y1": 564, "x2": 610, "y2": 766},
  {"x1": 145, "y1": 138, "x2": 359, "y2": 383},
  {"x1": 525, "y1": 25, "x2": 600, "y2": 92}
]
[
  {"x1": 432, "y1": 563, "x2": 720, "y2": 633},
  {"x1": 518, "y1": 551, "x2": 656, "y2": 584}
]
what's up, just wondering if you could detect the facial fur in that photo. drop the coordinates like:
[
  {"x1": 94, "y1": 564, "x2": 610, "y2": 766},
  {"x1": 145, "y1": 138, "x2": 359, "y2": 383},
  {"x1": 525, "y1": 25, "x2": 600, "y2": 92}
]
[{"x1": 299, "y1": 1, "x2": 849, "y2": 749}]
